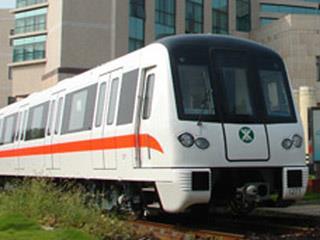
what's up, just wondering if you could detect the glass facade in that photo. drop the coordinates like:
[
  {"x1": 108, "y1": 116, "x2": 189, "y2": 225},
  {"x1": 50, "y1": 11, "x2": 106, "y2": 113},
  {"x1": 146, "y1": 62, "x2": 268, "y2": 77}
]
[
  {"x1": 260, "y1": 18, "x2": 277, "y2": 26},
  {"x1": 13, "y1": 35, "x2": 46, "y2": 62},
  {"x1": 155, "y1": 0, "x2": 175, "y2": 39},
  {"x1": 236, "y1": 0, "x2": 250, "y2": 32},
  {"x1": 261, "y1": 3, "x2": 320, "y2": 15},
  {"x1": 129, "y1": 0, "x2": 145, "y2": 52},
  {"x1": 16, "y1": 0, "x2": 47, "y2": 8},
  {"x1": 212, "y1": 0, "x2": 228, "y2": 34},
  {"x1": 185, "y1": 0, "x2": 204, "y2": 33},
  {"x1": 15, "y1": 8, "x2": 47, "y2": 34}
]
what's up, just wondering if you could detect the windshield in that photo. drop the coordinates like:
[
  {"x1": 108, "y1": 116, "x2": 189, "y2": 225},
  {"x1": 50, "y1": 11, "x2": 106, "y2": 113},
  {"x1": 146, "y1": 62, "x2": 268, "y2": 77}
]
[
  {"x1": 214, "y1": 51, "x2": 255, "y2": 122},
  {"x1": 258, "y1": 58, "x2": 293, "y2": 119},
  {"x1": 172, "y1": 48, "x2": 296, "y2": 123},
  {"x1": 178, "y1": 65, "x2": 215, "y2": 115}
]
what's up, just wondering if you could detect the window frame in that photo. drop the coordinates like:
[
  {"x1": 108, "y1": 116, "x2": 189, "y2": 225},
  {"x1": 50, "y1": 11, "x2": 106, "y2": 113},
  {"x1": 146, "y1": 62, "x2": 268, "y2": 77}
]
[
  {"x1": 61, "y1": 84, "x2": 97, "y2": 135},
  {"x1": 185, "y1": 0, "x2": 204, "y2": 34},
  {"x1": 95, "y1": 82, "x2": 106, "y2": 128},
  {"x1": 107, "y1": 78, "x2": 120, "y2": 125},
  {"x1": 25, "y1": 101, "x2": 49, "y2": 141},
  {"x1": 142, "y1": 73, "x2": 156, "y2": 120},
  {"x1": 1, "y1": 113, "x2": 18, "y2": 145}
]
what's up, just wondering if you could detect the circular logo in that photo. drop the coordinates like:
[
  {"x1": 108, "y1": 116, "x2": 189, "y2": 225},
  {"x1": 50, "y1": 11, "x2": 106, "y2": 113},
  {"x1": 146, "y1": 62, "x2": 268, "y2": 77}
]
[{"x1": 239, "y1": 127, "x2": 255, "y2": 144}]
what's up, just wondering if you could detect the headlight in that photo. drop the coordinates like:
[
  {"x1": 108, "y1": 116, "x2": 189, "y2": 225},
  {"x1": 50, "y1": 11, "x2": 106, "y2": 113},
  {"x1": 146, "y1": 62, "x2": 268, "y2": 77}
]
[
  {"x1": 281, "y1": 138, "x2": 293, "y2": 150},
  {"x1": 292, "y1": 134, "x2": 303, "y2": 148},
  {"x1": 195, "y1": 138, "x2": 210, "y2": 150},
  {"x1": 178, "y1": 133, "x2": 194, "y2": 148}
]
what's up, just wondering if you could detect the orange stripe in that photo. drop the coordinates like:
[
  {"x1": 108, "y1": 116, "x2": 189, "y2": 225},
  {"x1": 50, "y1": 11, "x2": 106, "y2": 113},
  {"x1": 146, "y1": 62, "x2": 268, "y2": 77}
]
[{"x1": 0, "y1": 134, "x2": 163, "y2": 158}]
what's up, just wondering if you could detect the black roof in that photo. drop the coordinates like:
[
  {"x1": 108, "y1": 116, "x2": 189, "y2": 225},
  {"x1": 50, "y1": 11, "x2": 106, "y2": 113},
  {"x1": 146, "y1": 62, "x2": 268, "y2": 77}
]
[{"x1": 157, "y1": 34, "x2": 280, "y2": 58}]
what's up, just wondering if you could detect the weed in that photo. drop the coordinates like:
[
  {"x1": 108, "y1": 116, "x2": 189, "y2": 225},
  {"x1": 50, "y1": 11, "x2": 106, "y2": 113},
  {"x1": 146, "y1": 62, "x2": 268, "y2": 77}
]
[{"x1": 0, "y1": 179, "x2": 139, "y2": 240}]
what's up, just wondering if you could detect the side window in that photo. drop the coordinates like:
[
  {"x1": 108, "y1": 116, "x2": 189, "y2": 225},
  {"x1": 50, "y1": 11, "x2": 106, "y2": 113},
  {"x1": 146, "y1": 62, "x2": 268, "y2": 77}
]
[
  {"x1": 62, "y1": 84, "x2": 97, "y2": 134},
  {"x1": 15, "y1": 112, "x2": 22, "y2": 141},
  {"x1": 47, "y1": 100, "x2": 56, "y2": 136},
  {"x1": 143, "y1": 74, "x2": 155, "y2": 119},
  {"x1": 17, "y1": 112, "x2": 24, "y2": 141},
  {"x1": 21, "y1": 110, "x2": 28, "y2": 140},
  {"x1": 25, "y1": 102, "x2": 49, "y2": 141},
  {"x1": 107, "y1": 78, "x2": 119, "y2": 125},
  {"x1": 95, "y1": 83, "x2": 106, "y2": 127},
  {"x1": 116, "y1": 69, "x2": 139, "y2": 125},
  {"x1": 2, "y1": 113, "x2": 18, "y2": 145},
  {"x1": 55, "y1": 98, "x2": 63, "y2": 134}
]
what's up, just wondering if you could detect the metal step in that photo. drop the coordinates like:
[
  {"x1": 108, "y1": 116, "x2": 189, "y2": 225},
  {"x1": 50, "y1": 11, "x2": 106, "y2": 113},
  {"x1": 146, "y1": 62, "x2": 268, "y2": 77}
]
[
  {"x1": 142, "y1": 187, "x2": 156, "y2": 192},
  {"x1": 147, "y1": 202, "x2": 161, "y2": 208}
]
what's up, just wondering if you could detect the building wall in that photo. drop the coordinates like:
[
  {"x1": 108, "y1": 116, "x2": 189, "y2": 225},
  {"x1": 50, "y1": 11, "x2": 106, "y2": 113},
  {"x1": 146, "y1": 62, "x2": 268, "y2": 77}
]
[
  {"x1": 251, "y1": 14, "x2": 320, "y2": 102},
  {"x1": 12, "y1": 62, "x2": 46, "y2": 96},
  {"x1": 0, "y1": 10, "x2": 13, "y2": 107}
]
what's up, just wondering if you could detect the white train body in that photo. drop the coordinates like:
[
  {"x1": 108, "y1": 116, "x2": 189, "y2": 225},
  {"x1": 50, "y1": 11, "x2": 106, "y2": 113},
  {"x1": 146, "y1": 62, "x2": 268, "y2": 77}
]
[{"x1": 0, "y1": 35, "x2": 308, "y2": 213}]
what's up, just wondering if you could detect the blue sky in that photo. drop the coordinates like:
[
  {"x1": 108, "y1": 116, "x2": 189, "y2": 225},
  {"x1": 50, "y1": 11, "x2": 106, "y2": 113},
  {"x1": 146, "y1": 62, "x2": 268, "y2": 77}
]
[{"x1": 0, "y1": 0, "x2": 15, "y2": 9}]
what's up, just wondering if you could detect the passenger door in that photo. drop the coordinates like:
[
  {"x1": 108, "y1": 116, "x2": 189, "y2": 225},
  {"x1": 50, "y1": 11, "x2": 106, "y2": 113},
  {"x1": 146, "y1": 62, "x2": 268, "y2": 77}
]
[
  {"x1": 91, "y1": 74, "x2": 108, "y2": 169},
  {"x1": 44, "y1": 99, "x2": 57, "y2": 170},
  {"x1": 135, "y1": 67, "x2": 156, "y2": 168},
  {"x1": 50, "y1": 92, "x2": 65, "y2": 170},
  {"x1": 103, "y1": 70, "x2": 122, "y2": 169},
  {"x1": 16, "y1": 105, "x2": 29, "y2": 170},
  {"x1": 114, "y1": 69, "x2": 139, "y2": 169}
]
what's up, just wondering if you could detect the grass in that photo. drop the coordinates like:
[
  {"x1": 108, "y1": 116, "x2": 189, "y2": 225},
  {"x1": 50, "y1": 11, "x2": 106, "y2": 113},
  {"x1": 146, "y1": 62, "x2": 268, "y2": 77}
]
[
  {"x1": 0, "y1": 179, "x2": 140, "y2": 240},
  {"x1": 303, "y1": 192, "x2": 320, "y2": 201},
  {"x1": 0, "y1": 213, "x2": 96, "y2": 240}
]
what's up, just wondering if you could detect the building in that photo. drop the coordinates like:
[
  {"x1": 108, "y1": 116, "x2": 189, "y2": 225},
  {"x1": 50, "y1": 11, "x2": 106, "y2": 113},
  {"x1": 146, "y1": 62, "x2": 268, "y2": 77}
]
[
  {"x1": 9, "y1": 0, "x2": 251, "y2": 99},
  {"x1": 0, "y1": 9, "x2": 13, "y2": 108}
]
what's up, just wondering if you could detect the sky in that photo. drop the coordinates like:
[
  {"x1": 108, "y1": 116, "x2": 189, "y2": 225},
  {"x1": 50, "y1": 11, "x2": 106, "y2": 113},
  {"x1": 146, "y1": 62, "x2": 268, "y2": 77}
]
[{"x1": 0, "y1": 0, "x2": 15, "y2": 9}]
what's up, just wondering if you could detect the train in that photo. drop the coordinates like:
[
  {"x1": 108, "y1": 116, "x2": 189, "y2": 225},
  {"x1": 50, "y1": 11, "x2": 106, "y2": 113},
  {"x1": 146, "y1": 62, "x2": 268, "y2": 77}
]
[{"x1": 0, "y1": 34, "x2": 308, "y2": 216}]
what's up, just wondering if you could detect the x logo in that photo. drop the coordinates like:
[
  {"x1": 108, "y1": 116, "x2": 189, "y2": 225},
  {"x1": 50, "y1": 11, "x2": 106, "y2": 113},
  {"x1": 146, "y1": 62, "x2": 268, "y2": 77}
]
[{"x1": 239, "y1": 127, "x2": 254, "y2": 143}]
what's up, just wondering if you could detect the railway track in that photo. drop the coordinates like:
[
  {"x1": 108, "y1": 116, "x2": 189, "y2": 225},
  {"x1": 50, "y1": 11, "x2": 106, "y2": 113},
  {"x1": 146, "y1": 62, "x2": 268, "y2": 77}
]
[
  {"x1": 129, "y1": 212, "x2": 317, "y2": 240},
  {"x1": 131, "y1": 220, "x2": 245, "y2": 240}
]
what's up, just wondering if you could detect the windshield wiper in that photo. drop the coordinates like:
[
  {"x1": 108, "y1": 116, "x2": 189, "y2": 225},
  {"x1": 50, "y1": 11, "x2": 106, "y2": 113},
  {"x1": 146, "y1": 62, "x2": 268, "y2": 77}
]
[{"x1": 197, "y1": 89, "x2": 214, "y2": 126}]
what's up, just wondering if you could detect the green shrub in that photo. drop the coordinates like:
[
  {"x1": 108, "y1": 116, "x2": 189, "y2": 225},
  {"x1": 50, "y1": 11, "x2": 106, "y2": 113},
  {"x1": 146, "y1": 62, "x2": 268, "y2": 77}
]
[{"x1": 0, "y1": 179, "x2": 139, "y2": 240}]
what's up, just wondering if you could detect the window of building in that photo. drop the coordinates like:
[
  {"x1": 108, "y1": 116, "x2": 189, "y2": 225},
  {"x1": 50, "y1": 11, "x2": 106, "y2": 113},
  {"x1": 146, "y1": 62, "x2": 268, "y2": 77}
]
[
  {"x1": 129, "y1": 0, "x2": 145, "y2": 52},
  {"x1": 13, "y1": 35, "x2": 46, "y2": 62},
  {"x1": 25, "y1": 102, "x2": 49, "y2": 141},
  {"x1": 260, "y1": 3, "x2": 320, "y2": 15},
  {"x1": 155, "y1": 0, "x2": 175, "y2": 39},
  {"x1": 236, "y1": 0, "x2": 251, "y2": 32},
  {"x1": 260, "y1": 17, "x2": 277, "y2": 26},
  {"x1": 186, "y1": 0, "x2": 204, "y2": 33},
  {"x1": 15, "y1": 8, "x2": 47, "y2": 34},
  {"x1": 95, "y1": 83, "x2": 106, "y2": 127},
  {"x1": 1, "y1": 113, "x2": 18, "y2": 145},
  {"x1": 62, "y1": 85, "x2": 97, "y2": 134},
  {"x1": 16, "y1": 0, "x2": 47, "y2": 8},
  {"x1": 107, "y1": 78, "x2": 120, "y2": 125},
  {"x1": 117, "y1": 69, "x2": 139, "y2": 125},
  {"x1": 212, "y1": 0, "x2": 228, "y2": 34}
]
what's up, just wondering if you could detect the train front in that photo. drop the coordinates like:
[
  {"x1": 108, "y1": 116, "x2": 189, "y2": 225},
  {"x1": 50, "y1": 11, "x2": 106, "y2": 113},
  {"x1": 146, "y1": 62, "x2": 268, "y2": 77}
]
[{"x1": 156, "y1": 35, "x2": 308, "y2": 214}]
